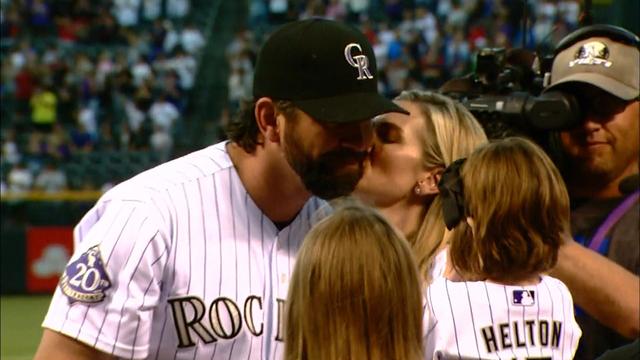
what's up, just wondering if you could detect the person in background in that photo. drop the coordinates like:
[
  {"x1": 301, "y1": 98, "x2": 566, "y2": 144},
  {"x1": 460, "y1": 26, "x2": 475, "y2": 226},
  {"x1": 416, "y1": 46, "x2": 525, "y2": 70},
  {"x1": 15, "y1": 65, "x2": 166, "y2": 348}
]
[
  {"x1": 544, "y1": 24, "x2": 639, "y2": 358},
  {"x1": 7, "y1": 160, "x2": 33, "y2": 193},
  {"x1": 34, "y1": 159, "x2": 67, "y2": 193},
  {"x1": 285, "y1": 201, "x2": 423, "y2": 360}
]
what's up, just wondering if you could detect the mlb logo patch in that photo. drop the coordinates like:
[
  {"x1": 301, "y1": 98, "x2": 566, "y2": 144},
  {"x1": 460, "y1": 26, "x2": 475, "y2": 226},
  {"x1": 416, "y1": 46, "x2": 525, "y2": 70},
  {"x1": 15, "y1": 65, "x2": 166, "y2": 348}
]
[{"x1": 513, "y1": 290, "x2": 535, "y2": 306}]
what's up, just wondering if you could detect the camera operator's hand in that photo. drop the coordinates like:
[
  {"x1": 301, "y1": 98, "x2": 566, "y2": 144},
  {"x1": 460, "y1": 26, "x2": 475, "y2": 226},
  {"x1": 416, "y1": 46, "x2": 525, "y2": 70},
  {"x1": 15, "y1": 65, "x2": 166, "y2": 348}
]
[{"x1": 552, "y1": 240, "x2": 640, "y2": 339}]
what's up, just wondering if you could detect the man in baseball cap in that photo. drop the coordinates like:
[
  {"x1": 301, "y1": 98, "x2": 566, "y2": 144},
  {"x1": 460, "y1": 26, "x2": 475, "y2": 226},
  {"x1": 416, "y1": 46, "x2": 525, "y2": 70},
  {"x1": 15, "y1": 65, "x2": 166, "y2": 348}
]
[
  {"x1": 544, "y1": 25, "x2": 640, "y2": 360},
  {"x1": 34, "y1": 18, "x2": 410, "y2": 360},
  {"x1": 546, "y1": 25, "x2": 639, "y2": 100},
  {"x1": 228, "y1": 18, "x2": 408, "y2": 199},
  {"x1": 253, "y1": 19, "x2": 407, "y2": 123}
]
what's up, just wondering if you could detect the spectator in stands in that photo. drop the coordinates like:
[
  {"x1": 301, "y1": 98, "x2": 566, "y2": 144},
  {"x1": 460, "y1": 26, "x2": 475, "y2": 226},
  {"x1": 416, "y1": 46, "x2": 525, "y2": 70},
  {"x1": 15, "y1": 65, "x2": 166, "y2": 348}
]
[
  {"x1": 299, "y1": 0, "x2": 325, "y2": 20},
  {"x1": 29, "y1": 0, "x2": 54, "y2": 35},
  {"x1": 150, "y1": 123, "x2": 174, "y2": 162},
  {"x1": 30, "y1": 82, "x2": 58, "y2": 134},
  {"x1": 166, "y1": 0, "x2": 190, "y2": 19},
  {"x1": 112, "y1": 0, "x2": 141, "y2": 28},
  {"x1": 45, "y1": 124, "x2": 73, "y2": 161},
  {"x1": 268, "y1": 0, "x2": 289, "y2": 24},
  {"x1": 325, "y1": 0, "x2": 347, "y2": 21},
  {"x1": 149, "y1": 93, "x2": 180, "y2": 133},
  {"x1": 69, "y1": 122, "x2": 95, "y2": 152},
  {"x1": 444, "y1": 28, "x2": 471, "y2": 77},
  {"x1": 55, "y1": 16, "x2": 79, "y2": 45},
  {"x1": 34, "y1": 160, "x2": 68, "y2": 193},
  {"x1": 345, "y1": 0, "x2": 370, "y2": 23},
  {"x1": 558, "y1": 0, "x2": 580, "y2": 28},
  {"x1": 167, "y1": 46, "x2": 197, "y2": 90},
  {"x1": 13, "y1": 57, "x2": 36, "y2": 122},
  {"x1": 123, "y1": 97, "x2": 146, "y2": 146},
  {"x1": 131, "y1": 55, "x2": 153, "y2": 86},
  {"x1": 159, "y1": 69, "x2": 184, "y2": 110},
  {"x1": 161, "y1": 19, "x2": 180, "y2": 53},
  {"x1": 7, "y1": 161, "x2": 33, "y2": 193},
  {"x1": 0, "y1": 4, "x2": 23, "y2": 38},
  {"x1": 142, "y1": 0, "x2": 162, "y2": 23},
  {"x1": 180, "y1": 21, "x2": 206, "y2": 55},
  {"x1": 77, "y1": 104, "x2": 98, "y2": 142},
  {"x1": 10, "y1": 39, "x2": 37, "y2": 72},
  {"x1": 89, "y1": 9, "x2": 124, "y2": 44},
  {"x1": 414, "y1": 6, "x2": 439, "y2": 46},
  {"x1": 1, "y1": 127, "x2": 21, "y2": 166},
  {"x1": 95, "y1": 51, "x2": 115, "y2": 88},
  {"x1": 94, "y1": 121, "x2": 115, "y2": 151},
  {"x1": 149, "y1": 18, "x2": 168, "y2": 55},
  {"x1": 227, "y1": 66, "x2": 252, "y2": 111},
  {"x1": 55, "y1": 77, "x2": 77, "y2": 126},
  {"x1": 248, "y1": 0, "x2": 268, "y2": 28},
  {"x1": 384, "y1": 0, "x2": 405, "y2": 24}
]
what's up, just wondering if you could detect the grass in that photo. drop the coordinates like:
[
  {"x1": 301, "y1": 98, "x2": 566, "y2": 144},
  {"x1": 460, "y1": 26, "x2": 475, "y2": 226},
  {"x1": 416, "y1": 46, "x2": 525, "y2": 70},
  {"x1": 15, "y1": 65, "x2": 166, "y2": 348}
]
[{"x1": 1, "y1": 295, "x2": 52, "y2": 360}]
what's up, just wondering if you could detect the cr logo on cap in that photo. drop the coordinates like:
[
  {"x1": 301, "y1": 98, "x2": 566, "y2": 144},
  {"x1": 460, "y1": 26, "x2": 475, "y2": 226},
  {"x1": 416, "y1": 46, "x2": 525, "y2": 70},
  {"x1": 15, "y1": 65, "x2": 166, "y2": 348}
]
[{"x1": 344, "y1": 43, "x2": 374, "y2": 80}]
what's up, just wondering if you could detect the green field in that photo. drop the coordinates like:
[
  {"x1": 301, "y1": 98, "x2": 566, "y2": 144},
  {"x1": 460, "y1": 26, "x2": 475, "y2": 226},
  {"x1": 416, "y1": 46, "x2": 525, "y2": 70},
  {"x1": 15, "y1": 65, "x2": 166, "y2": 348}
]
[{"x1": 1, "y1": 295, "x2": 52, "y2": 360}]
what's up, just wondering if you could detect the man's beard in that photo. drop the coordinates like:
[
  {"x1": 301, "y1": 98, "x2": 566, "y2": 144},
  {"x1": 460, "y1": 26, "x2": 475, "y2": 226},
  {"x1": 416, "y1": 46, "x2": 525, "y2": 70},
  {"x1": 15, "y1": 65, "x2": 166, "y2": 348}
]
[{"x1": 283, "y1": 130, "x2": 366, "y2": 200}]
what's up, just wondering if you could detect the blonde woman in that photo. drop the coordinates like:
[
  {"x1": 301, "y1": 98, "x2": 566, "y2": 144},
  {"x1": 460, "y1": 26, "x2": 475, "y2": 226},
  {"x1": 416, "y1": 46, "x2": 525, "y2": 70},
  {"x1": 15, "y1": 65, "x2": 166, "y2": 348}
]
[
  {"x1": 285, "y1": 202, "x2": 423, "y2": 360},
  {"x1": 424, "y1": 137, "x2": 581, "y2": 359},
  {"x1": 355, "y1": 90, "x2": 488, "y2": 281}
]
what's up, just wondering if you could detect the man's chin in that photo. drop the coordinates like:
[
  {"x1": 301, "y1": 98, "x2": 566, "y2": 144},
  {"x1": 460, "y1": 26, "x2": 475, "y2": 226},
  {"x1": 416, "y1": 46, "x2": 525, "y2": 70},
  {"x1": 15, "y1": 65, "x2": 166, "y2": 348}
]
[{"x1": 304, "y1": 173, "x2": 362, "y2": 200}]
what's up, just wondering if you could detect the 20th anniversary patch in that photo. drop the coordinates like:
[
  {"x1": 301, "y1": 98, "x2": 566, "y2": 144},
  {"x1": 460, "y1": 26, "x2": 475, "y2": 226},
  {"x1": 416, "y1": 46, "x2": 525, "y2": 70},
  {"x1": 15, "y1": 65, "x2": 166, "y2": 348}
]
[{"x1": 60, "y1": 245, "x2": 112, "y2": 303}]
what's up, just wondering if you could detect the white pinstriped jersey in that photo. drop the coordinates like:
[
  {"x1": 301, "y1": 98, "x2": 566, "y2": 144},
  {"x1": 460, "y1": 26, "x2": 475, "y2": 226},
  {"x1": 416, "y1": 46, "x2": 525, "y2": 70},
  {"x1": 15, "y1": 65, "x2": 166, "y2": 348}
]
[
  {"x1": 42, "y1": 141, "x2": 328, "y2": 359},
  {"x1": 424, "y1": 275, "x2": 581, "y2": 360}
]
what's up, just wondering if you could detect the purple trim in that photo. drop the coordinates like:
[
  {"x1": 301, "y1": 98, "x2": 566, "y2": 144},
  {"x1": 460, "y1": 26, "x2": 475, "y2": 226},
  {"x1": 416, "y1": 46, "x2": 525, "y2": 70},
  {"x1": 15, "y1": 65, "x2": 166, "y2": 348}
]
[{"x1": 589, "y1": 191, "x2": 640, "y2": 252}]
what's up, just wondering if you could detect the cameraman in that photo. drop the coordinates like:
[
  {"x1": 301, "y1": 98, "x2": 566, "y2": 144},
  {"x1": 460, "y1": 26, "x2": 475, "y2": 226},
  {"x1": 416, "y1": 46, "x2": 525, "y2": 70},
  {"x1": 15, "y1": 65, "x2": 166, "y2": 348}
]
[{"x1": 545, "y1": 25, "x2": 639, "y2": 359}]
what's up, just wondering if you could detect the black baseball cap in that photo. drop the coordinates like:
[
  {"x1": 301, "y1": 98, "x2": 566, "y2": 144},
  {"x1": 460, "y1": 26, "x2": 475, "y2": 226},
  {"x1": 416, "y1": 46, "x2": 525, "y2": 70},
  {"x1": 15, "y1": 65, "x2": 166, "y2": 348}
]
[{"x1": 253, "y1": 18, "x2": 409, "y2": 123}]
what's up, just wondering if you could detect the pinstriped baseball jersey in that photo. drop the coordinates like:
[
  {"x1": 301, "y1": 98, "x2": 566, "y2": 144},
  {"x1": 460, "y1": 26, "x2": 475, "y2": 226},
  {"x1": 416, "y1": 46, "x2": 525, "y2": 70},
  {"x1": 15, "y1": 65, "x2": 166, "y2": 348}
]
[
  {"x1": 42, "y1": 141, "x2": 328, "y2": 359},
  {"x1": 424, "y1": 275, "x2": 581, "y2": 360}
]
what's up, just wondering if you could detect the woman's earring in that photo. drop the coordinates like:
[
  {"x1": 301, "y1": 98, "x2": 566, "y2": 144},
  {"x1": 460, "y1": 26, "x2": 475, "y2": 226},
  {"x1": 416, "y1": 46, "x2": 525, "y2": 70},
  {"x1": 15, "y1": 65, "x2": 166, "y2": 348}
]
[{"x1": 414, "y1": 186, "x2": 421, "y2": 195}]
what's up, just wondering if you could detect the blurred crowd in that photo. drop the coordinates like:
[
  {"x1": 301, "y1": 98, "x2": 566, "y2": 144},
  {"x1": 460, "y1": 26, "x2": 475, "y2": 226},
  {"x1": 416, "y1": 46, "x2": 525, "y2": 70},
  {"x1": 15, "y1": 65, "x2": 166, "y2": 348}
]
[
  {"x1": 1, "y1": 0, "x2": 583, "y2": 194},
  {"x1": 226, "y1": 0, "x2": 580, "y2": 112},
  {"x1": 1, "y1": 0, "x2": 205, "y2": 193}
]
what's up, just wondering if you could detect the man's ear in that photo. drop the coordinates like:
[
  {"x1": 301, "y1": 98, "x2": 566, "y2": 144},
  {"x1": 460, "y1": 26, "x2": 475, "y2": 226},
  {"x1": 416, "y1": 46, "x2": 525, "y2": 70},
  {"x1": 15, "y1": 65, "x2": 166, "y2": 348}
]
[
  {"x1": 255, "y1": 97, "x2": 280, "y2": 143},
  {"x1": 415, "y1": 168, "x2": 444, "y2": 196}
]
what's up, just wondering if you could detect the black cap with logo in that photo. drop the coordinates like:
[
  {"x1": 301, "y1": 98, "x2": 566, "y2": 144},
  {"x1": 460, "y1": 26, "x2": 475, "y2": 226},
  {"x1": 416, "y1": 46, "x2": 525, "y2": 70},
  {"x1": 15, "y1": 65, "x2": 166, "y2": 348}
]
[{"x1": 253, "y1": 18, "x2": 409, "y2": 123}]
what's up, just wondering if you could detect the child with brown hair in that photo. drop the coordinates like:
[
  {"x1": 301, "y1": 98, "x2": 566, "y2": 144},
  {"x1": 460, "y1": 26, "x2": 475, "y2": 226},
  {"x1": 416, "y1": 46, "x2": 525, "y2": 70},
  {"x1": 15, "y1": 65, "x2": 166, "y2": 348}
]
[
  {"x1": 285, "y1": 202, "x2": 424, "y2": 360},
  {"x1": 425, "y1": 137, "x2": 582, "y2": 359}
]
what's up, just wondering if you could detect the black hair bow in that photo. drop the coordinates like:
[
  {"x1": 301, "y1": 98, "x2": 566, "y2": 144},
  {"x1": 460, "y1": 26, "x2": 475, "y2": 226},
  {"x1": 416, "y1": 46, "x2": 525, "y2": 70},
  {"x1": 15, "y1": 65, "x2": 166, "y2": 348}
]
[{"x1": 438, "y1": 158, "x2": 467, "y2": 230}]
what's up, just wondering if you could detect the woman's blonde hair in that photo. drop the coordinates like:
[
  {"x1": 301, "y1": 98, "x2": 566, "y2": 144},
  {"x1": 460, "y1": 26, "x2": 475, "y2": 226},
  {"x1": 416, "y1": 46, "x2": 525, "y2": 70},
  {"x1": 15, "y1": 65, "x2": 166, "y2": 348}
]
[
  {"x1": 285, "y1": 201, "x2": 423, "y2": 360},
  {"x1": 449, "y1": 137, "x2": 570, "y2": 282},
  {"x1": 394, "y1": 90, "x2": 488, "y2": 280}
]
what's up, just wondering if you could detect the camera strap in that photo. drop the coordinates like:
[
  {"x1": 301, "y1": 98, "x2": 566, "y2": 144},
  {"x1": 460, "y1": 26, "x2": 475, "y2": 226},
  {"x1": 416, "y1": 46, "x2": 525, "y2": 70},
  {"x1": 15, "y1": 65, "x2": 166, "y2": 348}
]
[{"x1": 588, "y1": 190, "x2": 640, "y2": 252}]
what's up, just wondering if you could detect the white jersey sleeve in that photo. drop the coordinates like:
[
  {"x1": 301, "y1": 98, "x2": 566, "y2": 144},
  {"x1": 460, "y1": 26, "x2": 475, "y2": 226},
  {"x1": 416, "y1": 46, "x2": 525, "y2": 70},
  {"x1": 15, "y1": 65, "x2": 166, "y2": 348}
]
[
  {"x1": 43, "y1": 190, "x2": 170, "y2": 358},
  {"x1": 42, "y1": 142, "x2": 329, "y2": 359},
  {"x1": 424, "y1": 275, "x2": 581, "y2": 360}
]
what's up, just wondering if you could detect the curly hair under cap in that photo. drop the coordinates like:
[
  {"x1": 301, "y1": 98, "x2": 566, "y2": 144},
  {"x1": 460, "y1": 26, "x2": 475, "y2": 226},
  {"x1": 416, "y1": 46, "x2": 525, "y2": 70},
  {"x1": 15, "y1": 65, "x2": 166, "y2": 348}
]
[{"x1": 224, "y1": 100, "x2": 297, "y2": 153}]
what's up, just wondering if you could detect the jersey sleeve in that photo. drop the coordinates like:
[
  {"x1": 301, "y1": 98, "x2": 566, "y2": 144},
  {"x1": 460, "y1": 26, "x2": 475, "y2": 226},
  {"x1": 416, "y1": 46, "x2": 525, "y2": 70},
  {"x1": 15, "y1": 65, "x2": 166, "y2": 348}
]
[
  {"x1": 554, "y1": 277, "x2": 583, "y2": 360},
  {"x1": 42, "y1": 195, "x2": 171, "y2": 359}
]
